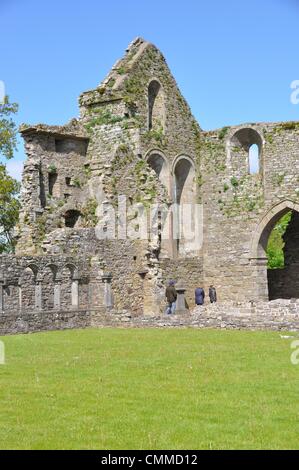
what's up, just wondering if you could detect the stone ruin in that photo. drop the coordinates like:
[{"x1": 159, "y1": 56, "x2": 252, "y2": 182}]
[{"x1": 1, "y1": 37, "x2": 299, "y2": 334}]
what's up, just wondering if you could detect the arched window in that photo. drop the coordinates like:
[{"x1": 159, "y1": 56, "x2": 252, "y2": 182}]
[
  {"x1": 147, "y1": 152, "x2": 169, "y2": 194},
  {"x1": 174, "y1": 159, "x2": 194, "y2": 205},
  {"x1": 148, "y1": 80, "x2": 165, "y2": 131},
  {"x1": 248, "y1": 144, "x2": 259, "y2": 174},
  {"x1": 173, "y1": 156, "x2": 198, "y2": 257},
  {"x1": 146, "y1": 152, "x2": 170, "y2": 258},
  {"x1": 230, "y1": 128, "x2": 263, "y2": 175}
]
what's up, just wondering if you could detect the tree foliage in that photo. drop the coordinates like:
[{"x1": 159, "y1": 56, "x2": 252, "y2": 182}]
[
  {"x1": 0, "y1": 164, "x2": 21, "y2": 252},
  {"x1": 0, "y1": 97, "x2": 18, "y2": 159},
  {"x1": 0, "y1": 96, "x2": 20, "y2": 253},
  {"x1": 266, "y1": 211, "x2": 292, "y2": 269}
]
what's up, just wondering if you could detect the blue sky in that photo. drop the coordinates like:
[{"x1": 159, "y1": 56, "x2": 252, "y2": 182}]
[{"x1": 1, "y1": 0, "x2": 299, "y2": 180}]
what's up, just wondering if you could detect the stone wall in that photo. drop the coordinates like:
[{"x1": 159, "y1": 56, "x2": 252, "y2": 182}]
[
  {"x1": 2, "y1": 298, "x2": 299, "y2": 335},
  {"x1": 87, "y1": 300, "x2": 299, "y2": 332},
  {"x1": 201, "y1": 121, "x2": 299, "y2": 302},
  {"x1": 160, "y1": 258, "x2": 203, "y2": 309}
]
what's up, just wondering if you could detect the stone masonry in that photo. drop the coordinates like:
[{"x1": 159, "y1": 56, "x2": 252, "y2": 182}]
[{"x1": 1, "y1": 37, "x2": 299, "y2": 334}]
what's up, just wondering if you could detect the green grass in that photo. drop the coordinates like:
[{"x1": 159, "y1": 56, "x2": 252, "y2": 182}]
[{"x1": 0, "y1": 328, "x2": 298, "y2": 449}]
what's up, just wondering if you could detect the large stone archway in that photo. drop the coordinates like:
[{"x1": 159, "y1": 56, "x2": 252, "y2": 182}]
[{"x1": 250, "y1": 200, "x2": 299, "y2": 300}]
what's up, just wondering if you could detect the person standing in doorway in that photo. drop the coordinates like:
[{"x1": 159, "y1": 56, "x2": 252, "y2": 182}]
[
  {"x1": 209, "y1": 285, "x2": 217, "y2": 303},
  {"x1": 165, "y1": 280, "x2": 177, "y2": 315},
  {"x1": 195, "y1": 286, "x2": 205, "y2": 306}
]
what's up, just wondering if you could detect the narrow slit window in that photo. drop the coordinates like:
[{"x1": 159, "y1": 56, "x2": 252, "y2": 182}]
[{"x1": 48, "y1": 172, "x2": 57, "y2": 196}]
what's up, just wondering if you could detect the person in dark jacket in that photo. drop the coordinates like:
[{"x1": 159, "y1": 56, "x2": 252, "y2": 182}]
[
  {"x1": 165, "y1": 280, "x2": 177, "y2": 315},
  {"x1": 195, "y1": 287, "x2": 205, "y2": 305},
  {"x1": 209, "y1": 285, "x2": 217, "y2": 303}
]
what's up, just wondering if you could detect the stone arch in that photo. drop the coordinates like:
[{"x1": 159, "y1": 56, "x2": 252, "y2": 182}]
[
  {"x1": 173, "y1": 155, "x2": 198, "y2": 257},
  {"x1": 250, "y1": 200, "x2": 299, "y2": 300},
  {"x1": 60, "y1": 263, "x2": 79, "y2": 309},
  {"x1": 145, "y1": 150, "x2": 172, "y2": 258},
  {"x1": 41, "y1": 264, "x2": 57, "y2": 309},
  {"x1": 19, "y1": 265, "x2": 38, "y2": 310},
  {"x1": 173, "y1": 155, "x2": 195, "y2": 203},
  {"x1": 228, "y1": 127, "x2": 264, "y2": 177},
  {"x1": 25, "y1": 263, "x2": 38, "y2": 280},
  {"x1": 250, "y1": 200, "x2": 299, "y2": 259},
  {"x1": 45, "y1": 263, "x2": 58, "y2": 279},
  {"x1": 63, "y1": 263, "x2": 78, "y2": 279},
  {"x1": 148, "y1": 79, "x2": 165, "y2": 132},
  {"x1": 3, "y1": 280, "x2": 19, "y2": 312},
  {"x1": 145, "y1": 150, "x2": 170, "y2": 195}
]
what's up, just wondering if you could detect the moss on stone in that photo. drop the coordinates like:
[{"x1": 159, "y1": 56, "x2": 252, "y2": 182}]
[
  {"x1": 81, "y1": 198, "x2": 98, "y2": 227},
  {"x1": 218, "y1": 126, "x2": 230, "y2": 140}
]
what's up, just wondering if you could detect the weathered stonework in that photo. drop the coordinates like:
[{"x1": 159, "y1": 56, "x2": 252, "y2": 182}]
[{"x1": 1, "y1": 37, "x2": 299, "y2": 334}]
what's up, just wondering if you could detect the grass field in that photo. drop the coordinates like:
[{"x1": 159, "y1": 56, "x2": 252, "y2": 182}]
[{"x1": 0, "y1": 327, "x2": 298, "y2": 449}]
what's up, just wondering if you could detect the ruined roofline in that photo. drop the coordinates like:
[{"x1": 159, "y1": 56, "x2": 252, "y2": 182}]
[
  {"x1": 100, "y1": 36, "x2": 155, "y2": 88},
  {"x1": 77, "y1": 36, "x2": 202, "y2": 131},
  {"x1": 203, "y1": 119, "x2": 299, "y2": 136},
  {"x1": 78, "y1": 37, "x2": 164, "y2": 107},
  {"x1": 19, "y1": 121, "x2": 89, "y2": 141}
]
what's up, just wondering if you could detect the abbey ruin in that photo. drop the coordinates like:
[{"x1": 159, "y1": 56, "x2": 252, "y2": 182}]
[{"x1": 1, "y1": 37, "x2": 299, "y2": 334}]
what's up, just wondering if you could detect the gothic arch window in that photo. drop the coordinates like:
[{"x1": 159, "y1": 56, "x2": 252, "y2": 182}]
[
  {"x1": 173, "y1": 156, "x2": 197, "y2": 257},
  {"x1": 146, "y1": 152, "x2": 171, "y2": 258},
  {"x1": 148, "y1": 80, "x2": 165, "y2": 132},
  {"x1": 19, "y1": 266, "x2": 37, "y2": 311},
  {"x1": 146, "y1": 152, "x2": 169, "y2": 194}
]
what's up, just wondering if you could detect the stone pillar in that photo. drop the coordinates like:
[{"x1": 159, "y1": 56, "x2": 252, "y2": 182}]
[
  {"x1": 102, "y1": 273, "x2": 113, "y2": 308},
  {"x1": 88, "y1": 257, "x2": 105, "y2": 308},
  {"x1": 35, "y1": 274, "x2": 43, "y2": 310},
  {"x1": 0, "y1": 276, "x2": 4, "y2": 312},
  {"x1": 54, "y1": 275, "x2": 62, "y2": 309},
  {"x1": 175, "y1": 280, "x2": 189, "y2": 315},
  {"x1": 139, "y1": 270, "x2": 160, "y2": 316},
  {"x1": 71, "y1": 274, "x2": 80, "y2": 308},
  {"x1": 250, "y1": 257, "x2": 268, "y2": 301},
  {"x1": 18, "y1": 281, "x2": 22, "y2": 312}
]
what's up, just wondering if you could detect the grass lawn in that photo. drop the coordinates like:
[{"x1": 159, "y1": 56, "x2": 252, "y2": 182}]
[{"x1": 0, "y1": 327, "x2": 298, "y2": 449}]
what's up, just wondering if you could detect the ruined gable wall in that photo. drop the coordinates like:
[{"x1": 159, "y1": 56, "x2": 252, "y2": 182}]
[{"x1": 76, "y1": 39, "x2": 204, "y2": 308}]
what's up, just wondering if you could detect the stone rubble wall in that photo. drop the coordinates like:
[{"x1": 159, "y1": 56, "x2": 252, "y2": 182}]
[
  {"x1": 0, "y1": 309, "x2": 95, "y2": 335},
  {"x1": 91, "y1": 300, "x2": 299, "y2": 331},
  {"x1": 2, "y1": 291, "x2": 299, "y2": 334}
]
